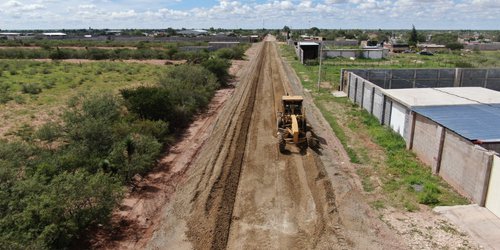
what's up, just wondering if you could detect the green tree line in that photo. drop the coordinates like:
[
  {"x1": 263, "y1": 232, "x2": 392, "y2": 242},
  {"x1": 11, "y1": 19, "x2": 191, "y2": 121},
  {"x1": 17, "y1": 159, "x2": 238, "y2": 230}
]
[{"x1": 0, "y1": 45, "x2": 247, "y2": 61}]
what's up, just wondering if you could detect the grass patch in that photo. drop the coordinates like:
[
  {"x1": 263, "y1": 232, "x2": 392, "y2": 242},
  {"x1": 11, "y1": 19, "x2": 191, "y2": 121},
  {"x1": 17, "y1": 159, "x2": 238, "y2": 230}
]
[{"x1": 370, "y1": 200, "x2": 386, "y2": 210}]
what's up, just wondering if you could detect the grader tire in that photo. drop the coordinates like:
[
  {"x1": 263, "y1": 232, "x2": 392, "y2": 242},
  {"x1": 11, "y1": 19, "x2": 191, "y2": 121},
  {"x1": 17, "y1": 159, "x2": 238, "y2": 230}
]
[
  {"x1": 277, "y1": 117, "x2": 283, "y2": 129},
  {"x1": 306, "y1": 131, "x2": 316, "y2": 149},
  {"x1": 278, "y1": 132, "x2": 286, "y2": 152}
]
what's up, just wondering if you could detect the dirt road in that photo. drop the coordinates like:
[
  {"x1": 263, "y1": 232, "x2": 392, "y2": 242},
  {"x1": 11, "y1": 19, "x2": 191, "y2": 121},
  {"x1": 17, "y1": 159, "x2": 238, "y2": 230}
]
[{"x1": 144, "y1": 38, "x2": 404, "y2": 249}]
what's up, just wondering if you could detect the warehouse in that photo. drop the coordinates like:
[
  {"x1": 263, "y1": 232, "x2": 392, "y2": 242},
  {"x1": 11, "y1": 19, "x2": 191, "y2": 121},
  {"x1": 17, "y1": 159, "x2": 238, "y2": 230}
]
[{"x1": 345, "y1": 71, "x2": 500, "y2": 217}]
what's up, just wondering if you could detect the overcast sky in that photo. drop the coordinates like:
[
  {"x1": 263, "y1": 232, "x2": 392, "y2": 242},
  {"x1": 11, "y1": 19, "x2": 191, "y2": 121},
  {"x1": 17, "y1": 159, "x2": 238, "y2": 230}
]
[{"x1": 0, "y1": 0, "x2": 499, "y2": 30}]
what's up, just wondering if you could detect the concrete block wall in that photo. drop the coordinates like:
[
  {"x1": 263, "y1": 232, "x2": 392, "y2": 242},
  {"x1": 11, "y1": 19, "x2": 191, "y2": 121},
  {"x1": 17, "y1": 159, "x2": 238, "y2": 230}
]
[
  {"x1": 482, "y1": 144, "x2": 500, "y2": 154},
  {"x1": 486, "y1": 155, "x2": 500, "y2": 218},
  {"x1": 439, "y1": 130, "x2": 494, "y2": 204},
  {"x1": 372, "y1": 88, "x2": 385, "y2": 123},
  {"x1": 410, "y1": 114, "x2": 444, "y2": 173},
  {"x1": 347, "y1": 73, "x2": 386, "y2": 123},
  {"x1": 362, "y1": 84, "x2": 373, "y2": 112}
]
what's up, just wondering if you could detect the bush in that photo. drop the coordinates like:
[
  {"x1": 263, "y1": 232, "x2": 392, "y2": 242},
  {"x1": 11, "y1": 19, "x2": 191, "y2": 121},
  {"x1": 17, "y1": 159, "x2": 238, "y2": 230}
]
[
  {"x1": 216, "y1": 46, "x2": 245, "y2": 60},
  {"x1": 419, "y1": 191, "x2": 440, "y2": 205},
  {"x1": 21, "y1": 83, "x2": 42, "y2": 95},
  {"x1": 0, "y1": 82, "x2": 12, "y2": 104},
  {"x1": 304, "y1": 59, "x2": 319, "y2": 66},
  {"x1": 454, "y1": 61, "x2": 474, "y2": 68},
  {"x1": 121, "y1": 86, "x2": 173, "y2": 121},
  {"x1": 87, "y1": 49, "x2": 110, "y2": 60},
  {"x1": 49, "y1": 48, "x2": 70, "y2": 60},
  {"x1": 201, "y1": 57, "x2": 231, "y2": 85},
  {"x1": 109, "y1": 134, "x2": 162, "y2": 181}
]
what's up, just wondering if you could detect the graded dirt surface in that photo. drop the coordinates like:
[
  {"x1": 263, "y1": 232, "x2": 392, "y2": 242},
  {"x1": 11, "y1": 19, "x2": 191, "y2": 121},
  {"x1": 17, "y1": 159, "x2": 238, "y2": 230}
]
[{"x1": 144, "y1": 37, "x2": 405, "y2": 249}]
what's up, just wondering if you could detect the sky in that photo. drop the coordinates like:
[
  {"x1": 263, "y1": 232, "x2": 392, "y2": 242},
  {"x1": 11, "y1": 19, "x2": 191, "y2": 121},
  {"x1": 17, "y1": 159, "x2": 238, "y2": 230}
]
[{"x1": 0, "y1": 0, "x2": 499, "y2": 30}]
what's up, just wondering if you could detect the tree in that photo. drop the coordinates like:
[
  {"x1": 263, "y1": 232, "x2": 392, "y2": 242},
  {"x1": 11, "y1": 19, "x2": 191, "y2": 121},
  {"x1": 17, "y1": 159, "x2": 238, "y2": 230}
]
[
  {"x1": 165, "y1": 27, "x2": 176, "y2": 36},
  {"x1": 408, "y1": 25, "x2": 418, "y2": 47},
  {"x1": 309, "y1": 27, "x2": 320, "y2": 36},
  {"x1": 431, "y1": 33, "x2": 458, "y2": 45}
]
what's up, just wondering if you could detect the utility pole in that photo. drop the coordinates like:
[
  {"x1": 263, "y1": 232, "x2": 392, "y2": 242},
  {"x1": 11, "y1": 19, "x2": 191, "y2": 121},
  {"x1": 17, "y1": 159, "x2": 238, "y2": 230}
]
[{"x1": 317, "y1": 42, "x2": 323, "y2": 91}]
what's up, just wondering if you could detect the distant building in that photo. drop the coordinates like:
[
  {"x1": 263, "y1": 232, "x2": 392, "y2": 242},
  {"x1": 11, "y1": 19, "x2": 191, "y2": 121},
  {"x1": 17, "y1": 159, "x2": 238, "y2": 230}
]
[
  {"x1": 384, "y1": 43, "x2": 410, "y2": 53},
  {"x1": 177, "y1": 29, "x2": 209, "y2": 36},
  {"x1": 417, "y1": 43, "x2": 448, "y2": 53},
  {"x1": 42, "y1": 32, "x2": 67, "y2": 37},
  {"x1": 0, "y1": 32, "x2": 21, "y2": 40},
  {"x1": 106, "y1": 30, "x2": 122, "y2": 36}
]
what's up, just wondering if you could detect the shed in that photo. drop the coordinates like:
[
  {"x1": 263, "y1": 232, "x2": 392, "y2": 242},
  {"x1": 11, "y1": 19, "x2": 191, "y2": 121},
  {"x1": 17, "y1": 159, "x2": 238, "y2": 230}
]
[{"x1": 297, "y1": 42, "x2": 319, "y2": 64}]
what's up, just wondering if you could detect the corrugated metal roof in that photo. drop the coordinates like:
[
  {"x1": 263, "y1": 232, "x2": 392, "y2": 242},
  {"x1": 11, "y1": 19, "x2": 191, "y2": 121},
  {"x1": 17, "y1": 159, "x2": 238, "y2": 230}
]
[{"x1": 413, "y1": 104, "x2": 500, "y2": 142}]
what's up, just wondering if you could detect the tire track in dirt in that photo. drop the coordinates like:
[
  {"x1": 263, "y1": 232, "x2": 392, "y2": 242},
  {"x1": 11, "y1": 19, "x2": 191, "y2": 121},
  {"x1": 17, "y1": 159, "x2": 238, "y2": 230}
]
[{"x1": 225, "y1": 40, "x2": 348, "y2": 249}]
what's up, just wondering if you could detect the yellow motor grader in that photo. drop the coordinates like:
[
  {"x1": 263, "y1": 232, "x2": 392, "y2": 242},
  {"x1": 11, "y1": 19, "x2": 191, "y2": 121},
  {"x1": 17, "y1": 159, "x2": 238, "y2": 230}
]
[{"x1": 276, "y1": 95, "x2": 315, "y2": 152}]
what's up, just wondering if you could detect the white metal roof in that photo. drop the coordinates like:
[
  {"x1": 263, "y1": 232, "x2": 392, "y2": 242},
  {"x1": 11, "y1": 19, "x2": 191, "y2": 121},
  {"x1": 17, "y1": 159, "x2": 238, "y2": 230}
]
[
  {"x1": 208, "y1": 41, "x2": 240, "y2": 44},
  {"x1": 298, "y1": 42, "x2": 319, "y2": 46},
  {"x1": 0, "y1": 33, "x2": 20, "y2": 36},
  {"x1": 43, "y1": 32, "x2": 67, "y2": 36},
  {"x1": 383, "y1": 87, "x2": 500, "y2": 108}
]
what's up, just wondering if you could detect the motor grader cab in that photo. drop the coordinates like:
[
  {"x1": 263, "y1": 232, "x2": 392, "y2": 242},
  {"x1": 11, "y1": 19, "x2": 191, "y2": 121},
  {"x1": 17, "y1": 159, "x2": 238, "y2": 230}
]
[{"x1": 276, "y1": 95, "x2": 314, "y2": 152}]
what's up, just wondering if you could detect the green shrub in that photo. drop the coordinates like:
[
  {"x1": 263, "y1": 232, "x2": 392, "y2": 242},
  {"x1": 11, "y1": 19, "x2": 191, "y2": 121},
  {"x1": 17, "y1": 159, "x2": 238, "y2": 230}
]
[
  {"x1": 121, "y1": 86, "x2": 173, "y2": 122},
  {"x1": 43, "y1": 81, "x2": 55, "y2": 89},
  {"x1": 201, "y1": 57, "x2": 231, "y2": 85},
  {"x1": 419, "y1": 191, "x2": 440, "y2": 205},
  {"x1": 13, "y1": 95, "x2": 26, "y2": 104},
  {"x1": 454, "y1": 61, "x2": 474, "y2": 68},
  {"x1": 216, "y1": 46, "x2": 245, "y2": 60},
  {"x1": 21, "y1": 83, "x2": 42, "y2": 95},
  {"x1": 305, "y1": 59, "x2": 319, "y2": 66},
  {"x1": 0, "y1": 82, "x2": 12, "y2": 104},
  {"x1": 109, "y1": 134, "x2": 162, "y2": 181},
  {"x1": 49, "y1": 48, "x2": 70, "y2": 60}
]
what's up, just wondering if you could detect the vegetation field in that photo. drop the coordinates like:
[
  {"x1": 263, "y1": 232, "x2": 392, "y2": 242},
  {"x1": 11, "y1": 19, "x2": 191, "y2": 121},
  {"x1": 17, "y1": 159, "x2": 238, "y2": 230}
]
[
  {"x1": 0, "y1": 40, "x2": 250, "y2": 61},
  {"x1": 0, "y1": 60, "x2": 164, "y2": 138},
  {"x1": 0, "y1": 44, "x2": 241, "y2": 248},
  {"x1": 280, "y1": 44, "x2": 472, "y2": 212}
]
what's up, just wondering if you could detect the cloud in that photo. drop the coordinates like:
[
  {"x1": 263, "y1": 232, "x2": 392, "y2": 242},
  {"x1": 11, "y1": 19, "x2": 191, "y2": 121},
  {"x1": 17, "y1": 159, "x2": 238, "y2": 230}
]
[{"x1": 0, "y1": 0, "x2": 498, "y2": 29}]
